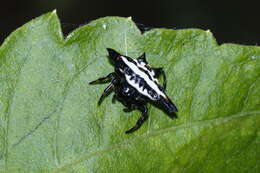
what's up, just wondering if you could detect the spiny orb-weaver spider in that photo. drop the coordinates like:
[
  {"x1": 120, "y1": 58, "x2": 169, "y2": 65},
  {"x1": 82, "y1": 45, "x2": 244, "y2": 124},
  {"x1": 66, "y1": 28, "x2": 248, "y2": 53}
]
[{"x1": 89, "y1": 48, "x2": 178, "y2": 133}]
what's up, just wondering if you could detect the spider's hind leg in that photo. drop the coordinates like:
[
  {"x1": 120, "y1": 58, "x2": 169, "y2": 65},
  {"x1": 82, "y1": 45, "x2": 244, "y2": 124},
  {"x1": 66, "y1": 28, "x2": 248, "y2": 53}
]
[{"x1": 125, "y1": 104, "x2": 148, "y2": 134}]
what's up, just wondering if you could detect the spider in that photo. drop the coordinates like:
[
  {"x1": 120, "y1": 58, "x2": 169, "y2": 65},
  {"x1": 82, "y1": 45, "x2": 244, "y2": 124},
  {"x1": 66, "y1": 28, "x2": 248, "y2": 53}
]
[{"x1": 89, "y1": 48, "x2": 178, "y2": 133}]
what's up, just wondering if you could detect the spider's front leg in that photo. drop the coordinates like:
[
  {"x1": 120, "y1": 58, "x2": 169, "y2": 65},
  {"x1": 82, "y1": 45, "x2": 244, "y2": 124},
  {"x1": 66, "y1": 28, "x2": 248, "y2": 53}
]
[
  {"x1": 97, "y1": 83, "x2": 114, "y2": 105},
  {"x1": 125, "y1": 104, "x2": 148, "y2": 134},
  {"x1": 89, "y1": 72, "x2": 119, "y2": 105},
  {"x1": 89, "y1": 72, "x2": 116, "y2": 84},
  {"x1": 97, "y1": 78, "x2": 121, "y2": 105}
]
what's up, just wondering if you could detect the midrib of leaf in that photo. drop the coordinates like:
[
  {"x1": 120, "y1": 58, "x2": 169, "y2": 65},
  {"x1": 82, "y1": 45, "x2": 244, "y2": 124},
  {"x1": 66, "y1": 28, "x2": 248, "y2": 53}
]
[{"x1": 51, "y1": 111, "x2": 259, "y2": 173}]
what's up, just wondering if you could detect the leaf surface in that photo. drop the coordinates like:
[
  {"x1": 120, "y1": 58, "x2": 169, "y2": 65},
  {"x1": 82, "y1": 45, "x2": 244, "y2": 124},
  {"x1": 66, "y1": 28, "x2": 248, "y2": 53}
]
[{"x1": 0, "y1": 11, "x2": 259, "y2": 173}]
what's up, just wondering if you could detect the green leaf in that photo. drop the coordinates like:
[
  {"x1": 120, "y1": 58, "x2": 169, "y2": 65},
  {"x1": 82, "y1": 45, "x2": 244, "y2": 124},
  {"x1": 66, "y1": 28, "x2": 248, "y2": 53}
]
[{"x1": 0, "y1": 11, "x2": 259, "y2": 173}]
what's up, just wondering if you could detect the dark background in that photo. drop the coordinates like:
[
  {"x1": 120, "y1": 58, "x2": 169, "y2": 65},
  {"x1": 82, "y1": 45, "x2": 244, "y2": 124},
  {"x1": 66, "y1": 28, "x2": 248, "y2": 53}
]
[{"x1": 1, "y1": 0, "x2": 259, "y2": 45}]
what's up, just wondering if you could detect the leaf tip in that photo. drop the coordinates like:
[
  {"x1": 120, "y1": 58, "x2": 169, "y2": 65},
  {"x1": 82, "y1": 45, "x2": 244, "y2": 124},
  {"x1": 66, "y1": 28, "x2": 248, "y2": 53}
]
[
  {"x1": 126, "y1": 16, "x2": 132, "y2": 21},
  {"x1": 52, "y1": 9, "x2": 57, "y2": 14},
  {"x1": 206, "y1": 29, "x2": 212, "y2": 34}
]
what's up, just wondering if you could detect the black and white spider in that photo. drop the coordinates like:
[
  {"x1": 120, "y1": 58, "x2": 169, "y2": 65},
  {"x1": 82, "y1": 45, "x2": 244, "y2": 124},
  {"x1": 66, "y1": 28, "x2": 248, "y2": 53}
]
[{"x1": 89, "y1": 48, "x2": 178, "y2": 133}]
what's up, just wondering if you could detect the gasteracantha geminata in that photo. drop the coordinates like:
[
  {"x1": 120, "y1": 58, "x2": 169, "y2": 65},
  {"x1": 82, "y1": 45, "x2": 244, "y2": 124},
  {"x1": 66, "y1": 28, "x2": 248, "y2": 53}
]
[{"x1": 89, "y1": 48, "x2": 178, "y2": 133}]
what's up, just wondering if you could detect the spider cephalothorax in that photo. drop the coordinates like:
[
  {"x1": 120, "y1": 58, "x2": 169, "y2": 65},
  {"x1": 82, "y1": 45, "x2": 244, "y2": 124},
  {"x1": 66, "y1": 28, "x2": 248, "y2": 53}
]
[{"x1": 89, "y1": 48, "x2": 178, "y2": 133}]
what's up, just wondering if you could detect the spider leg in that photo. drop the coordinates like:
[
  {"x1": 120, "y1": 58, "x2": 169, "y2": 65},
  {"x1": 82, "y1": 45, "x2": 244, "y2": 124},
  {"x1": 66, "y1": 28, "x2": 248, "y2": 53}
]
[
  {"x1": 153, "y1": 68, "x2": 167, "y2": 91},
  {"x1": 98, "y1": 83, "x2": 114, "y2": 105},
  {"x1": 123, "y1": 105, "x2": 135, "y2": 112},
  {"x1": 123, "y1": 107, "x2": 133, "y2": 112},
  {"x1": 97, "y1": 78, "x2": 119, "y2": 105},
  {"x1": 125, "y1": 104, "x2": 148, "y2": 134},
  {"x1": 89, "y1": 72, "x2": 115, "y2": 85}
]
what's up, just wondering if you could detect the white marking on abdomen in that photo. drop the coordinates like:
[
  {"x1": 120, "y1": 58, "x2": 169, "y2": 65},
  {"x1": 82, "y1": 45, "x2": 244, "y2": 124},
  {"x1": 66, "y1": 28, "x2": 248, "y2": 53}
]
[
  {"x1": 121, "y1": 56, "x2": 166, "y2": 98},
  {"x1": 125, "y1": 75, "x2": 151, "y2": 98}
]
